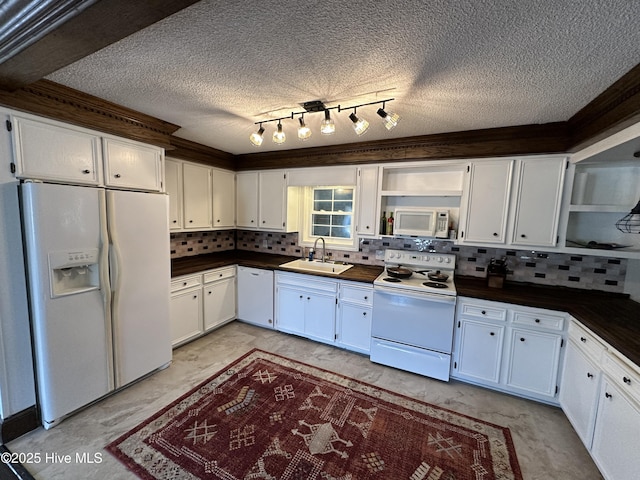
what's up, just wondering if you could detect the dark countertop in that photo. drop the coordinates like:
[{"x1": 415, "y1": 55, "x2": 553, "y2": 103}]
[
  {"x1": 171, "y1": 251, "x2": 640, "y2": 367},
  {"x1": 171, "y1": 250, "x2": 383, "y2": 284},
  {"x1": 455, "y1": 276, "x2": 640, "y2": 368}
]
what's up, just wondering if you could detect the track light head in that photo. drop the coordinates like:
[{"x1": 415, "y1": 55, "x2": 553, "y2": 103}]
[
  {"x1": 272, "y1": 121, "x2": 286, "y2": 144},
  {"x1": 297, "y1": 116, "x2": 312, "y2": 140},
  {"x1": 377, "y1": 108, "x2": 400, "y2": 130},
  {"x1": 320, "y1": 109, "x2": 335, "y2": 135},
  {"x1": 249, "y1": 124, "x2": 265, "y2": 146},
  {"x1": 349, "y1": 112, "x2": 369, "y2": 136}
]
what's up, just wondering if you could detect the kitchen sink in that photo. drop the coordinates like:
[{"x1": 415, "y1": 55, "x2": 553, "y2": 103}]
[{"x1": 279, "y1": 259, "x2": 354, "y2": 275}]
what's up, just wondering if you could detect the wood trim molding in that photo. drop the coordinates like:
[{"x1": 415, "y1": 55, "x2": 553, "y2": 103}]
[
  {"x1": 168, "y1": 136, "x2": 235, "y2": 170},
  {"x1": 0, "y1": 0, "x2": 201, "y2": 91},
  {"x1": 0, "y1": 80, "x2": 180, "y2": 149},
  {"x1": 235, "y1": 123, "x2": 569, "y2": 170},
  {"x1": 568, "y1": 63, "x2": 640, "y2": 151}
]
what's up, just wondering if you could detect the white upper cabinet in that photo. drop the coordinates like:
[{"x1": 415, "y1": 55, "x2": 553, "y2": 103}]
[
  {"x1": 356, "y1": 166, "x2": 379, "y2": 237},
  {"x1": 182, "y1": 162, "x2": 212, "y2": 229},
  {"x1": 212, "y1": 168, "x2": 235, "y2": 228},
  {"x1": 236, "y1": 172, "x2": 259, "y2": 228},
  {"x1": 102, "y1": 137, "x2": 163, "y2": 191},
  {"x1": 460, "y1": 160, "x2": 513, "y2": 244},
  {"x1": 11, "y1": 114, "x2": 102, "y2": 185},
  {"x1": 510, "y1": 156, "x2": 566, "y2": 247},
  {"x1": 259, "y1": 170, "x2": 286, "y2": 230},
  {"x1": 164, "y1": 158, "x2": 183, "y2": 230}
]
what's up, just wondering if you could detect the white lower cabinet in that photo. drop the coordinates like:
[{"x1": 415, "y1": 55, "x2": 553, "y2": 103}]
[
  {"x1": 203, "y1": 267, "x2": 236, "y2": 331},
  {"x1": 170, "y1": 267, "x2": 236, "y2": 347},
  {"x1": 560, "y1": 318, "x2": 640, "y2": 480},
  {"x1": 275, "y1": 272, "x2": 337, "y2": 344},
  {"x1": 452, "y1": 297, "x2": 566, "y2": 404},
  {"x1": 170, "y1": 275, "x2": 203, "y2": 347},
  {"x1": 336, "y1": 282, "x2": 373, "y2": 354}
]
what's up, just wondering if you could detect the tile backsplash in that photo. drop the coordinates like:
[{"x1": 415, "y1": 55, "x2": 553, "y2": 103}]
[{"x1": 178, "y1": 230, "x2": 628, "y2": 293}]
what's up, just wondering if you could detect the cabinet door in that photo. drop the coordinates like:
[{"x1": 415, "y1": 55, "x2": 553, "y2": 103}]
[
  {"x1": 11, "y1": 115, "x2": 102, "y2": 185},
  {"x1": 511, "y1": 157, "x2": 565, "y2": 247},
  {"x1": 559, "y1": 340, "x2": 601, "y2": 449},
  {"x1": 356, "y1": 166, "x2": 379, "y2": 237},
  {"x1": 337, "y1": 303, "x2": 371, "y2": 353},
  {"x1": 203, "y1": 278, "x2": 236, "y2": 331},
  {"x1": 169, "y1": 287, "x2": 202, "y2": 346},
  {"x1": 212, "y1": 169, "x2": 236, "y2": 228},
  {"x1": 304, "y1": 291, "x2": 336, "y2": 343},
  {"x1": 165, "y1": 159, "x2": 183, "y2": 230},
  {"x1": 454, "y1": 319, "x2": 504, "y2": 384},
  {"x1": 183, "y1": 162, "x2": 212, "y2": 229},
  {"x1": 461, "y1": 160, "x2": 513, "y2": 243},
  {"x1": 103, "y1": 137, "x2": 163, "y2": 191},
  {"x1": 259, "y1": 170, "x2": 286, "y2": 230},
  {"x1": 591, "y1": 379, "x2": 640, "y2": 480},
  {"x1": 275, "y1": 285, "x2": 305, "y2": 335},
  {"x1": 504, "y1": 327, "x2": 562, "y2": 398},
  {"x1": 236, "y1": 172, "x2": 259, "y2": 228}
]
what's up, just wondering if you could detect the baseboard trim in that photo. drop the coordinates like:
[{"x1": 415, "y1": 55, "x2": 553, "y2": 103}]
[{"x1": 0, "y1": 406, "x2": 39, "y2": 444}]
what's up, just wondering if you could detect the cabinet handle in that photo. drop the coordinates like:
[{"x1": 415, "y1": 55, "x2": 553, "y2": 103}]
[
  {"x1": 193, "y1": 295, "x2": 197, "y2": 299},
  {"x1": 251, "y1": 220, "x2": 255, "y2": 223},
  {"x1": 520, "y1": 337, "x2": 525, "y2": 342},
  {"x1": 172, "y1": 220, "x2": 177, "y2": 223},
  {"x1": 82, "y1": 169, "x2": 91, "y2": 174},
  {"x1": 114, "y1": 173, "x2": 121, "y2": 178},
  {"x1": 217, "y1": 219, "x2": 221, "y2": 223},
  {"x1": 183, "y1": 282, "x2": 187, "y2": 286},
  {"x1": 366, "y1": 225, "x2": 370, "y2": 229},
  {"x1": 492, "y1": 233, "x2": 498, "y2": 237},
  {"x1": 490, "y1": 332, "x2": 495, "y2": 336},
  {"x1": 268, "y1": 319, "x2": 272, "y2": 324},
  {"x1": 580, "y1": 337, "x2": 587, "y2": 343},
  {"x1": 535, "y1": 318, "x2": 540, "y2": 323},
  {"x1": 362, "y1": 312, "x2": 367, "y2": 316},
  {"x1": 299, "y1": 295, "x2": 303, "y2": 299},
  {"x1": 307, "y1": 297, "x2": 310, "y2": 300},
  {"x1": 605, "y1": 392, "x2": 612, "y2": 399},
  {"x1": 623, "y1": 376, "x2": 631, "y2": 385},
  {"x1": 219, "y1": 273, "x2": 223, "y2": 277},
  {"x1": 364, "y1": 296, "x2": 368, "y2": 300},
  {"x1": 208, "y1": 291, "x2": 212, "y2": 295},
  {"x1": 481, "y1": 310, "x2": 486, "y2": 315},
  {"x1": 189, "y1": 220, "x2": 193, "y2": 223},
  {"x1": 262, "y1": 220, "x2": 266, "y2": 224},
  {"x1": 587, "y1": 372, "x2": 594, "y2": 379},
  {"x1": 520, "y1": 234, "x2": 526, "y2": 238}
]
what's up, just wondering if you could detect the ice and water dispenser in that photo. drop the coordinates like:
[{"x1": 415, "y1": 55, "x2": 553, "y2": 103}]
[{"x1": 48, "y1": 248, "x2": 100, "y2": 298}]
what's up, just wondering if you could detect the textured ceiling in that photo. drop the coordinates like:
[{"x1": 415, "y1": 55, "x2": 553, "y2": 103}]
[{"x1": 45, "y1": 0, "x2": 640, "y2": 155}]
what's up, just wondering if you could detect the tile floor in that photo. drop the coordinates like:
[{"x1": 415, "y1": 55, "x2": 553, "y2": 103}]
[{"x1": 8, "y1": 322, "x2": 602, "y2": 479}]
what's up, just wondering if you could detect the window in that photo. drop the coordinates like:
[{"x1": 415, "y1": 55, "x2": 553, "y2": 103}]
[{"x1": 299, "y1": 186, "x2": 358, "y2": 250}]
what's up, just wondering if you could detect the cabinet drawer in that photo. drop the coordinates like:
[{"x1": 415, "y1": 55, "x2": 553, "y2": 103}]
[
  {"x1": 459, "y1": 302, "x2": 507, "y2": 321},
  {"x1": 171, "y1": 274, "x2": 202, "y2": 292},
  {"x1": 340, "y1": 284, "x2": 373, "y2": 305},
  {"x1": 512, "y1": 310, "x2": 564, "y2": 331},
  {"x1": 568, "y1": 320, "x2": 606, "y2": 364},
  {"x1": 602, "y1": 351, "x2": 640, "y2": 403},
  {"x1": 204, "y1": 266, "x2": 236, "y2": 283}
]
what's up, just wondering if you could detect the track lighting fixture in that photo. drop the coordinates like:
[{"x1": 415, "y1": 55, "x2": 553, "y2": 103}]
[
  {"x1": 377, "y1": 106, "x2": 400, "y2": 130},
  {"x1": 272, "y1": 121, "x2": 285, "y2": 144},
  {"x1": 320, "y1": 109, "x2": 335, "y2": 135},
  {"x1": 297, "y1": 116, "x2": 312, "y2": 140},
  {"x1": 250, "y1": 97, "x2": 397, "y2": 146},
  {"x1": 615, "y1": 198, "x2": 640, "y2": 234},
  {"x1": 349, "y1": 111, "x2": 369, "y2": 136},
  {"x1": 249, "y1": 124, "x2": 265, "y2": 146}
]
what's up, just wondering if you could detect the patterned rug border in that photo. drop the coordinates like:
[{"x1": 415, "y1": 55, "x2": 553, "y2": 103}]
[{"x1": 106, "y1": 347, "x2": 523, "y2": 479}]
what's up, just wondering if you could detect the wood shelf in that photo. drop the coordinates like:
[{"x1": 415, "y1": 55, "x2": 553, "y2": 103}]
[{"x1": 569, "y1": 204, "x2": 632, "y2": 213}]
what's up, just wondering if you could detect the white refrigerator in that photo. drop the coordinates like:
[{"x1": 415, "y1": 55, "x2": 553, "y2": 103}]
[{"x1": 20, "y1": 182, "x2": 172, "y2": 429}]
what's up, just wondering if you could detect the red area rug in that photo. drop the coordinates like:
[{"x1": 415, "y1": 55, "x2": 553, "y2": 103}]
[{"x1": 106, "y1": 349, "x2": 522, "y2": 479}]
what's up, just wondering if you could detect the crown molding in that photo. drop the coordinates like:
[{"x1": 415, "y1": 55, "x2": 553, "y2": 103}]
[
  {"x1": 0, "y1": 79, "x2": 179, "y2": 148},
  {"x1": 168, "y1": 136, "x2": 235, "y2": 170}
]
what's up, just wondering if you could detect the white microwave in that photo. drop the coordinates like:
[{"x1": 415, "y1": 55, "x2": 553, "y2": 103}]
[{"x1": 393, "y1": 208, "x2": 449, "y2": 238}]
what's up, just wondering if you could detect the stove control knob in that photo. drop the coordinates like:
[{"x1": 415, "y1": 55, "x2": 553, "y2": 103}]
[
  {"x1": 436, "y1": 257, "x2": 443, "y2": 262},
  {"x1": 423, "y1": 255, "x2": 430, "y2": 261},
  {"x1": 444, "y1": 257, "x2": 451, "y2": 263}
]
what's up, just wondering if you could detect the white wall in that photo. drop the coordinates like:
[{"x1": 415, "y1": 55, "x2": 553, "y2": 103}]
[
  {"x1": 625, "y1": 259, "x2": 640, "y2": 302},
  {"x1": 0, "y1": 110, "x2": 36, "y2": 419}
]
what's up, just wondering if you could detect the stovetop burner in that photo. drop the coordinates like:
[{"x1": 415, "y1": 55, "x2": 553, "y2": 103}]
[
  {"x1": 422, "y1": 281, "x2": 448, "y2": 289},
  {"x1": 383, "y1": 277, "x2": 402, "y2": 283}
]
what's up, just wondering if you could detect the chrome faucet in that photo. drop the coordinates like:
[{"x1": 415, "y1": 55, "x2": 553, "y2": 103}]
[{"x1": 313, "y1": 237, "x2": 326, "y2": 263}]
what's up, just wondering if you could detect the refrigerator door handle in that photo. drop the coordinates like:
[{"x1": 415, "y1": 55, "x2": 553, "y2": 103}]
[
  {"x1": 99, "y1": 190, "x2": 115, "y2": 390},
  {"x1": 106, "y1": 190, "x2": 125, "y2": 387}
]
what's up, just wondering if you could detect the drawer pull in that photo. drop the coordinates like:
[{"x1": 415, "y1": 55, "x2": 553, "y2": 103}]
[
  {"x1": 364, "y1": 296, "x2": 368, "y2": 300},
  {"x1": 362, "y1": 312, "x2": 367, "y2": 316},
  {"x1": 623, "y1": 376, "x2": 631, "y2": 385},
  {"x1": 605, "y1": 392, "x2": 612, "y2": 399},
  {"x1": 587, "y1": 372, "x2": 594, "y2": 379},
  {"x1": 183, "y1": 282, "x2": 187, "y2": 286},
  {"x1": 193, "y1": 295, "x2": 197, "y2": 299},
  {"x1": 82, "y1": 169, "x2": 91, "y2": 174},
  {"x1": 492, "y1": 232, "x2": 498, "y2": 237},
  {"x1": 580, "y1": 337, "x2": 587, "y2": 343},
  {"x1": 520, "y1": 337, "x2": 525, "y2": 342},
  {"x1": 489, "y1": 332, "x2": 495, "y2": 336},
  {"x1": 481, "y1": 310, "x2": 486, "y2": 315},
  {"x1": 114, "y1": 173, "x2": 121, "y2": 178},
  {"x1": 535, "y1": 318, "x2": 540, "y2": 323}
]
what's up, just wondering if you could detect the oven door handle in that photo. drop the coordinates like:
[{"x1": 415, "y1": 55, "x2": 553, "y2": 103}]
[{"x1": 374, "y1": 286, "x2": 457, "y2": 304}]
